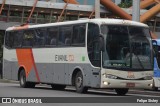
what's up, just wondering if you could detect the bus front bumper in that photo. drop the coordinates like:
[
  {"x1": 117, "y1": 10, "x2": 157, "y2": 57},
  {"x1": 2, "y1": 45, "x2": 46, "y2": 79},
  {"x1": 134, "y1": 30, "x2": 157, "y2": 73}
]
[{"x1": 100, "y1": 79, "x2": 154, "y2": 89}]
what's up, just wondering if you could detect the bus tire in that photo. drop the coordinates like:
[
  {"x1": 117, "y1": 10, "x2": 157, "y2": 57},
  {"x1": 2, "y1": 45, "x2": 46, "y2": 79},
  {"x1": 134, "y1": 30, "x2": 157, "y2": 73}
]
[
  {"x1": 75, "y1": 71, "x2": 88, "y2": 93},
  {"x1": 19, "y1": 70, "x2": 35, "y2": 88},
  {"x1": 51, "y1": 84, "x2": 66, "y2": 90},
  {"x1": 115, "y1": 88, "x2": 128, "y2": 95}
]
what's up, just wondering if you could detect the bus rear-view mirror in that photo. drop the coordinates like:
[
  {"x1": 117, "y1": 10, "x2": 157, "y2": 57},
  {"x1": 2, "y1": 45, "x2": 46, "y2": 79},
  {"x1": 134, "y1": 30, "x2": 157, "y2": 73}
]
[{"x1": 99, "y1": 34, "x2": 104, "y2": 52}]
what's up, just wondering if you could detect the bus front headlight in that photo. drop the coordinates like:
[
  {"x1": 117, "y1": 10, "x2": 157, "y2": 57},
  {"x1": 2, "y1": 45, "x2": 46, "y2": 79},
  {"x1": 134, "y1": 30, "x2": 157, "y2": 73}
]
[{"x1": 103, "y1": 74, "x2": 118, "y2": 79}]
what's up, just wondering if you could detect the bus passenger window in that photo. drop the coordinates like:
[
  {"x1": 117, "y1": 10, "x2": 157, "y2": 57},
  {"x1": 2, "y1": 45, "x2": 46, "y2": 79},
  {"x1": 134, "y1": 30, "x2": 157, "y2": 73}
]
[
  {"x1": 5, "y1": 31, "x2": 23, "y2": 48},
  {"x1": 33, "y1": 28, "x2": 46, "y2": 47},
  {"x1": 22, "y1": 30, "x2": 35, "y2": 47},
  {"x1": 72, "y1": 24, "x2": 86, "y2": 46},
  {"x1": 13, "y1": 31, "x2": 23, "y2": 48},
  {"x1": 46, "y1": 27, "x2": 58, "y2": 46},
  {"x1": 5, "y1": 32, "x2": 13, "y2": 48},
  {"x1": 59, "y1": 26, "x2": 72, "y2": 46}
]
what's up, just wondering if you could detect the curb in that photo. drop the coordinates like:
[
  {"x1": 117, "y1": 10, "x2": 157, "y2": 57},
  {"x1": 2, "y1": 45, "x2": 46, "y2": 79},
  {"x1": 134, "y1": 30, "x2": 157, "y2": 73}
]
[{"x1": 0, "y1": 79, "x2": 19, "y2": 83}]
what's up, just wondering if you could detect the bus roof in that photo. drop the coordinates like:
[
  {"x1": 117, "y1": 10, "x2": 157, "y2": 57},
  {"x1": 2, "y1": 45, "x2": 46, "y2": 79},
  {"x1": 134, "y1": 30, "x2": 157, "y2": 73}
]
[{"x1": 6, "y1": 18, "x2": 148, "y2": 31}]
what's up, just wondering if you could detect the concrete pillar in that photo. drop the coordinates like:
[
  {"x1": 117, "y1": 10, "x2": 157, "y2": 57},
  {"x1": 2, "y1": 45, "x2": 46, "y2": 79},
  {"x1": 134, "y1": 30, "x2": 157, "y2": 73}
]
[
  {"x1": 132, "y1": 0, "x2": 140, "y2": 22},
  {"x1": 95, "y1": 0, "x2": 100, "y2": 18},
  {"x1": 49, "y1": 10, "x2": 53, "y2": 23},
  {"x1": 21, "y1": 7, "x2": 24, "y2": 23},
  {"x1": 35, "y1": 11, "x2": 38, "y2": 24},
  {"x1": 84, "y1": 0, "x2": 87, "y2": 5},
  {"x1": 7, "y1": 5, "x2": 10, "y2": 22}
]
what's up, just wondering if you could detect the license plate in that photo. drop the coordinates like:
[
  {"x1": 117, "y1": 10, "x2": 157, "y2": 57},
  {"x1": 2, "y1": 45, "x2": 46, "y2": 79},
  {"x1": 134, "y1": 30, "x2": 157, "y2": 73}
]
[{"x1": 126, "y1": 83, "x2": 135, "y2": 87}]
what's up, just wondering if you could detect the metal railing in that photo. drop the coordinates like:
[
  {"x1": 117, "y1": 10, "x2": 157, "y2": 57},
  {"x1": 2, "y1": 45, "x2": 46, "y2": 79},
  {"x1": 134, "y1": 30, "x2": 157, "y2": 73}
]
[{"x1": 0, "y1": 15, "x2": 56, "y2": 24}]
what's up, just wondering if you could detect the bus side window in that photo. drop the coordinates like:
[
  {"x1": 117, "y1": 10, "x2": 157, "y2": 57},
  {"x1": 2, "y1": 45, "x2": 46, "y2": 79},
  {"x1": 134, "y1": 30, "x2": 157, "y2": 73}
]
[
  {"x1": 33, "y1": 28, "x2": 46, "y2": 47},
  {"x1": 59, "y1": 26, "x2": 72, "y2": 46},
  {"x1": 87, "y1": 23, "x2": 100, "y2": 67},
  {"x1": 5, "y1": 32, "x2": 14, "y2": 48},
  {"x1": 5, "y1": 31, "x2": 23, "y2": 48},
  {"x1": 72, "y1": 24, "x2": 86, "y2": 46},
  {"x1": 13, "y1": 31, "x2": 23, "y2": 48},
  {"x1": 46, "y1": 27, "x2": 58, "y2": 46},
  {"x1": 22, "y1": 30, "x2": 35, "y2": 47}
]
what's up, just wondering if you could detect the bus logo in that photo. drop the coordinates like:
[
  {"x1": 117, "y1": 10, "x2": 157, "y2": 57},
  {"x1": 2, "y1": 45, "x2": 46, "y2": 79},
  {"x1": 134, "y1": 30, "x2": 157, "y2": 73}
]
[
  {"x1": 55, "y1": 55, "x2": 74, "y2": 62},
  {"x1": 127, "y1": 72, "x2": 135, "y2": 79},
  {"x1": 68, "y1": 55, "x2": 74, "y2": 61}
]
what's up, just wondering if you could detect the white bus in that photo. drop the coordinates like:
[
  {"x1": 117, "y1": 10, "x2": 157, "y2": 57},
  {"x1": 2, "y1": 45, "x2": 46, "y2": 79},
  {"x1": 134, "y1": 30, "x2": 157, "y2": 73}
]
[{"x1": 3, "y1": 19, "x2": 154, "y2": 95}]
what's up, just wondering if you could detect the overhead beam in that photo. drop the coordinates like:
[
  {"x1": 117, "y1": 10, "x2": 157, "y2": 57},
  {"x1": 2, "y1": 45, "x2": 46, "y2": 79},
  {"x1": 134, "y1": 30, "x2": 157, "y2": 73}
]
[
  {"x1": 63, "y1": 0, "x2": 131, "y2": 20},
  {"x1": 89, "y1": 9, "x2": 95, "y2": 19},
  {"x1": 140, "y1": 3, "x2": 160, "y2": 23},
  {"x1": 63, "y1": 0, "x2": 79, "y2": 4},
  {"x1": 27, "y1": 0, "x2": 38, "y2": 23},
  {"x1": 154, "y1": 0, "x2": 160, "y2": 4},
  {"x1": 57, "y1": 1, "x2": 69, "y2": 22},
  {"x1": 100, "y1": 0, "x2": 132, "y2": 20},
  {"x1": 0, "y1": 0, "x2": 6, "y2": 15},
  {"x1": 140, "y1": 0, "x2": 155, "y2": 9}
]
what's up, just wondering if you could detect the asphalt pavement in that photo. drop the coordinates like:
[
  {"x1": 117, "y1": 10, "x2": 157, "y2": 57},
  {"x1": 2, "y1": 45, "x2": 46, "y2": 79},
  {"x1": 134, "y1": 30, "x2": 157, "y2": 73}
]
[{"x1": 0, "y1": 81, "x2": 159, "y2": 106}]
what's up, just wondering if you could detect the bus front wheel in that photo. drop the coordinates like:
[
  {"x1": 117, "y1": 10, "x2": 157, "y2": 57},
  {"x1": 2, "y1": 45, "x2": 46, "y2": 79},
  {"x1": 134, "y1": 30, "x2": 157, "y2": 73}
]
[
  {"x1": 75, "y1": 71, "x2": 88, "y2": 93},
  {"x1": 19, "y1": 70, "x2": 35, "y2": 88},
  {"x1": 115, "y1": 88, "x2": 129, "y2": 95}
]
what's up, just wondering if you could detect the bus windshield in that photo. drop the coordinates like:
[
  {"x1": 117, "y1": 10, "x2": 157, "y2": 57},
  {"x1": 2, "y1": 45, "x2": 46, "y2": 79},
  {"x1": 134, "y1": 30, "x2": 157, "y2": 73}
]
[{"x1": 101, "y1": 25, "x2": 152, "y2": 71}]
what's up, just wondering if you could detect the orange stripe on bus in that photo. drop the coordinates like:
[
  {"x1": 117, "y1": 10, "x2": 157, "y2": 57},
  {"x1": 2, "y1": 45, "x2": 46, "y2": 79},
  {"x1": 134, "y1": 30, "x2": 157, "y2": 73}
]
[
  {"x1": 13, "y1": 25, "x2": 29, "y2": 30},
  {"x1": 16, "y1": 49, "x2": 40, "y2": 82},
  {"x1": 30, "y1": 49, "x2": 40, "y2": 82}
]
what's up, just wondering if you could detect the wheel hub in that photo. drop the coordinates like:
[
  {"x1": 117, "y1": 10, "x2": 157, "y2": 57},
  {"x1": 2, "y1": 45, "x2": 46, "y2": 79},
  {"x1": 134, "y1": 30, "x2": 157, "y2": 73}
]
[
  {"x1": 20, "y1": 74, "x2": 25, "y2": 85},
  {"x1": 76, "y1": 77, "x2": 82, "y2": 88}
]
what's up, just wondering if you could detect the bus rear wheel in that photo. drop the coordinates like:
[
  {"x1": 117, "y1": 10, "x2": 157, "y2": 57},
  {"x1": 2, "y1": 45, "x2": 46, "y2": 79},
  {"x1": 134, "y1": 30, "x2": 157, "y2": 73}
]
[
  {"x1": 115, "y1": 88, "x2": 129, "y2": 95},
  {"x1": 19, "y1": 70, "x2": 35, "y2": 88},
  {"x1": 75, "y1": 71, "x2": 88, "y2": 93},
  {"x1": 51, "y1": 84, "x2": 66, "y2": 90}
]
